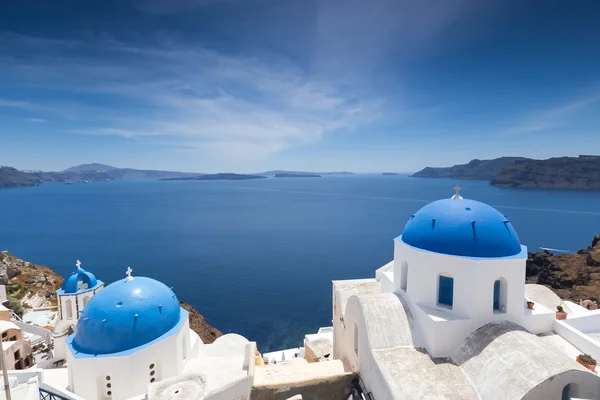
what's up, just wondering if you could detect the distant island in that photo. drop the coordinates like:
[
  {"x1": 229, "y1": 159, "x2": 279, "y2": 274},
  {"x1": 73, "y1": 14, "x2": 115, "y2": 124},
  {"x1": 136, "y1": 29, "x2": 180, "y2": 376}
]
[
  {"x1": 161, "y1": 173, "x2": 267, "y2": 181},
  {"x1": 382, "y1": 172, "x2": 400, "y2": 176},
  {"x1": 0, "y1": 163, "x2": 202, "y2": 189},
  {"x1": 258, "y1": 170, "x2": 352, "y2": 176},
  {"x1": 413, "y1": 155, "x2": 600, "y2": 190},
  {"x1": 274, "y1": 173, "x2": 321, "y2": 178}
]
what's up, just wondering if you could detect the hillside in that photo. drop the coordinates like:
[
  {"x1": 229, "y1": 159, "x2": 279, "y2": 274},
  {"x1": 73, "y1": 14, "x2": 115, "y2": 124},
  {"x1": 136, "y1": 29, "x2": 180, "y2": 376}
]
[
  {"x1": 412, "y1": 157, "x2": 529, "y2": 180},
  {"x1": 0, "y1": 251, "x2": 222, "y2": 343},
  {"x1": 491, "y1": 156, "x2": 600, "y2": 189},
  {"x1": 0, "y1": 167, "x2": 40, "y2": 188},
  {"x1": 0, "y1": 164, "x2": 203, "y2": 188},
  {"x1": 526, "y1": 234, "x2": 600, "y2": 301}
]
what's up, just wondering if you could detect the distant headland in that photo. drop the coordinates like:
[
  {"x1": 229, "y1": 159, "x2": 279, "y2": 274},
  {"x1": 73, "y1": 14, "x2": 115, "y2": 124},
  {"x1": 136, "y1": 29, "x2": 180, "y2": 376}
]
[
  {"x1": 0, "y1": 164, "x2": 353, "y2": 189},
  {"x1": 161, "y1": 173, "x2": 266, "y2": 181},
  {"x1": 413, "y1": 155, "x2": 600, "y2": 190},
  {"x1": 274, "y1": 173, "x2": 321, "y2": 178},
  {"x1": 382, "y1": 172, "x2": 400, "y2": 176}
]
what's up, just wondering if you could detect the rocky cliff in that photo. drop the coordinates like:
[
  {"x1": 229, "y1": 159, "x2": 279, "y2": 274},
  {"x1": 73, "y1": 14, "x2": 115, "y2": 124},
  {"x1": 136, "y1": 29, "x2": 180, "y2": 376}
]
[
  {"x1": 1, "y1": 251, "x2": 223, "y2": 343},
  {"x1": 526, "y1": 234, "x2": 600, "y2": 300},
  {"x1": 412, "y1": 157, "x2": 528, "y2": 180},
  {"x1": 413, "y1": 155, "x2": 600, "y2": 190},
  {"x1": 491, "y1": 156, "x2": 600, "y2": 189}
]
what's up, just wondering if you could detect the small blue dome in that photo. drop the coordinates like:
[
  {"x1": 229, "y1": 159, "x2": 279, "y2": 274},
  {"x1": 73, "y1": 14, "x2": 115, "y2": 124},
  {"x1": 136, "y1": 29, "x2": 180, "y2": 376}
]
[
  {"x1": 72, "y1": 276, "x2": 181, "y2": 355},
  {"x1": 61, "y1": 266, "x2": 99, "y2": 294},
  {"x1": 401, "y1": 198, "x2": 522, "y2": 258}
]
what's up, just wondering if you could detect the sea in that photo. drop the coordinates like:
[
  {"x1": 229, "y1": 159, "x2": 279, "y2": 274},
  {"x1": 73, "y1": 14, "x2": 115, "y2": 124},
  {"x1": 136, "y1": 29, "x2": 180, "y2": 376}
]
[{"x1": 1, "y1": 175, "x2": 599, "y2": 352}]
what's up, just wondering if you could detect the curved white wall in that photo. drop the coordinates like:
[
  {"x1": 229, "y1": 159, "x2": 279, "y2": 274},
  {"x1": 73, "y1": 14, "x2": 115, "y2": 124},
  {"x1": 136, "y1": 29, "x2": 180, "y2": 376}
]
[{"x1": 67, "y1": 317, "x2": 194, "y2": 400}]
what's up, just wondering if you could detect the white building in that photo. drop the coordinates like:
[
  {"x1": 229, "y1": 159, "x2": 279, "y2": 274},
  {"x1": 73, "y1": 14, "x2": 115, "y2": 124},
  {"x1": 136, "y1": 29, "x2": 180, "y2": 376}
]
[
  {"x1": 52, "y1": 260, "x2": 104, "y2": 362},
  {"x1": 333, "y1": 190, "x2": 600, "y2": 399},
  {"x1": 20, "y1": 265, "x2": 257, "y2": 400}
]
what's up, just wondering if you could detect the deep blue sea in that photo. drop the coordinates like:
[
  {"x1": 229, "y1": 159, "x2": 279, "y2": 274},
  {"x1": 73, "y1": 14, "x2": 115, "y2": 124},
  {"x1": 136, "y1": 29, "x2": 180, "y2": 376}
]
[{"x1": 1, "y1": 175, "x2": 600, "y2": 351}]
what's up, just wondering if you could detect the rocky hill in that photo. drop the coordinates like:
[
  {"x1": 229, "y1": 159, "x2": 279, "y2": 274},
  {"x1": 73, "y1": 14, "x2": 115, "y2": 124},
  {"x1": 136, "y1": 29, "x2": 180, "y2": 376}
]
[
  {"x1": 0, "y1": 251, "x2": 222, "y2": 343},
  {"x1": 0, "y1": 164, "x2": 203, "y2": 188},
  {"x1": 412, "y1": 157, "x2": 529, "y2": 180},
  {"x1": 526, "y1": 234, "x2": 600, "y2": 300},
  {"x1": 491, "y1": 156, "x2": 600, "y2": 189}
]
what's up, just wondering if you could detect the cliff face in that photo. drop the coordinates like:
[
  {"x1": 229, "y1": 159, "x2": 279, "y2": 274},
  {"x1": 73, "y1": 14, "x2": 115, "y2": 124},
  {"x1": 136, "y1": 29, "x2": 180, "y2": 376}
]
[
  {"x1": 1, "y1": 251, "x2": 222, "y2": 343},
  {"x1": 491, "y1": 156, "x2": 600, "y2": 189},
  {"x1": 412, "y1": 157, "x2": 528, "y2": 180},
  {"x1": 526, "y1": 234, "x2": 600, "y2": 300},
  {"x1": 179, "y1": 301, "x2": 223, "y2": 344}
]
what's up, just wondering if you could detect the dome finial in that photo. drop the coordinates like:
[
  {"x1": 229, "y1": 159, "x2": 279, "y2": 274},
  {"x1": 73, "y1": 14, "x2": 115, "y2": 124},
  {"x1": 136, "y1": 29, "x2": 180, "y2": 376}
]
[
  {"x1": 125, "y1": 266, "x2": 134, "y2": 281},
  {"x1": 451, "y1": 184, "x2": 463, "y2": 200},
  {"x1": 76, "y1": 259, "x2": 82, "y2": 270}
]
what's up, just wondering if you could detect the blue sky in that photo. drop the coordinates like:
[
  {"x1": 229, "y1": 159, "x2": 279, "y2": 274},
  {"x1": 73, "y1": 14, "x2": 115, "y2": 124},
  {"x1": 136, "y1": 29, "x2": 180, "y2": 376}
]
[{"x1": 1, "y1": 0, "x2": 599, "y2": 173}]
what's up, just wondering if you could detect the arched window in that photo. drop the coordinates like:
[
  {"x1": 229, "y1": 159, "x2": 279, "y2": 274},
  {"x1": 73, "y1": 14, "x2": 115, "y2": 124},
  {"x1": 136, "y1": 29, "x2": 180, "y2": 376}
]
[
  {"x1": 437, "y1": 274, "x2": 454, "y2": 308},
  {"x1": 493, "y1": 278, "x2": 508, "y2": 313},
  {"x1": 82, "y1": 296, "x2": 90, "y2": 308},
  {"x1": 65, "y1": 299, "x2": 73, "y2": 320},
  {"x1": 562, "y1": 383, "x2": 580, "y2": 400},
  {"x1": 400, "y1": 262, "x2": 408, "y2": 292},
  {"x1": 353, "y1": 323, "x2": 359, "y2": 358}
]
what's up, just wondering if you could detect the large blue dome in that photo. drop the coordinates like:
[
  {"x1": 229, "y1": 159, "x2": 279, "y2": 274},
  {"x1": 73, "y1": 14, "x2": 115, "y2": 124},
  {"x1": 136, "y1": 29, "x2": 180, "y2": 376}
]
[
  {"x1": 72, "y1": 276, "x2": 181, "y2": 355},
  {"x1": 400, "y1": 198, "x2": 522, "y2": 258}
]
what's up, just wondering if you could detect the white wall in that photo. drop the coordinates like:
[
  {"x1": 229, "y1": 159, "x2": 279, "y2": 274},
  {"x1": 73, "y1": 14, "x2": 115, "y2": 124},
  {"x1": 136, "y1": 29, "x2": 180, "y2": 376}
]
[
  {"x1": 67, "y1": 317, "x2": 192, "y2": 400},
  {"x1": 554, "y1": 320, "x2": 600, "y2": 363}
]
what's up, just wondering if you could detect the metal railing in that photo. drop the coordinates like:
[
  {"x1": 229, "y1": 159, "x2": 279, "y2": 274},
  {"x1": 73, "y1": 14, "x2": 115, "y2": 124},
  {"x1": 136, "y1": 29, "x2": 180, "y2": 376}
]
[{"x1": 39, "y1": 388, "x2": 72, "y2": 400}]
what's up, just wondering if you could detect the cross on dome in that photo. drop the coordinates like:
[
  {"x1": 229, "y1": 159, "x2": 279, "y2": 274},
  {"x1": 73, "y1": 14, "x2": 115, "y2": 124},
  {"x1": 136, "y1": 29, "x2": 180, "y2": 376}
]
[
  {"x1": 76, "y1": 260, "x2": 82, "y2": 270},
  {"x1": 125, "y1": 266, "x2": 134, "y2": 281},
  {"x1": 451, "y1": 184, "x2": 463, "y2": 200}
]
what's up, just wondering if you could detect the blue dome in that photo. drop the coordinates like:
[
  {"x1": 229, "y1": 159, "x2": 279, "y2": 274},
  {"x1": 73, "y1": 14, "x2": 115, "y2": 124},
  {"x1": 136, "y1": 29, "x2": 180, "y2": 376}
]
[
  {"x1": 72, "y1": 276, "x2": 181, "y2": 355},
  {"x1": 400, "y1": 198, "x2": 522, "y2": 258},
  {"x1": 60, "y1": 266, "x2": 99, "y2": 294}
]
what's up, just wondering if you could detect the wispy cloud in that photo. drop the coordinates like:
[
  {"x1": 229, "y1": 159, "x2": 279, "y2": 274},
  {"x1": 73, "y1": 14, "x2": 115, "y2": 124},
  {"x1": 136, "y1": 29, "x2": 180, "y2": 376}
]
[
  {"x1": 508, "y1": 95, "x2": 600, "y2": 134},
  {"x1": 0, "y1": 33, "x2": 383, "y2": 162},
  {"x1": 24, "y1": 118, "x2": 46, "y2": 123}
]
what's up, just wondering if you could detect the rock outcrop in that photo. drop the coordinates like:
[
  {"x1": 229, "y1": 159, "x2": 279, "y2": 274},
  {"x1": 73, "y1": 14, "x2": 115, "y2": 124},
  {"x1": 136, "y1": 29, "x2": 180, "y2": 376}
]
[
  {"x1": 526, "y1": 234, "x2": 600, "y2": 300},
  {"x1": 412, "y1": 157, "x2": 529, "y2": 180},
  {"x1": 180, "y1": 301, "x2": 223, "y2": 344}
]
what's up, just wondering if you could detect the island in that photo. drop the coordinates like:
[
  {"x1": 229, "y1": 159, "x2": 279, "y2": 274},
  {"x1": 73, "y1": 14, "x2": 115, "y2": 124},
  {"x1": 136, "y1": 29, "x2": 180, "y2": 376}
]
[
  {"x1": 382, "y1": 172, "x2": 400, "y2": 176},
  {"x1": 161, "y1": 173, "x2": 267, "y2": 181},
  {"x1": 412, "y1": 155, "x2": 600, "y2": 190},
  {"x1": 412, "y1": 157, "x2": 528, "y2": 180},
  {"x1": 491, "y1": 156, "x2": 600, "y2": 189},
  {"x1": 0, "y1": 163, "x2": 203, "y2": 189},
  {"x1": 274, "y1": 173, "x2": 321, "y2": 178},
  {"x1": 259, "y1": 170, "x2": 352, "y2": 176}
]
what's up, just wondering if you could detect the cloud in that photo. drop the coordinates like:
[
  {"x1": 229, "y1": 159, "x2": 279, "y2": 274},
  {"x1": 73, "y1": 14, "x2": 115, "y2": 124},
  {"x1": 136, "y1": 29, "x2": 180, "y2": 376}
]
[
  {"x1": 24, "y1": 118, "x2": 46, "y2": 123},
  {"x1": 508, "y1": 95, "x2": 600, "y2": 134},
  {"x1": 0, "y1": 33, "x2": 383, "y2": 163}
]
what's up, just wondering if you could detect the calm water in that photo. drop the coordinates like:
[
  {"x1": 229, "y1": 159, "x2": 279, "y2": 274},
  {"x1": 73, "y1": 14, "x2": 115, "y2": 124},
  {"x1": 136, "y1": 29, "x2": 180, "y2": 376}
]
[{"x1": 1, "y1": 176, "x2": 599, "y2": 351}]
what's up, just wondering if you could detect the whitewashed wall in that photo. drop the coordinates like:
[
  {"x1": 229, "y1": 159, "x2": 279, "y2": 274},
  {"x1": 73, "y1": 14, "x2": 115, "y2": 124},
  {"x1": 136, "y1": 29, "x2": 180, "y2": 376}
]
[{"x1": 67, "y1": 317, "x2": 193, "y2": 400}]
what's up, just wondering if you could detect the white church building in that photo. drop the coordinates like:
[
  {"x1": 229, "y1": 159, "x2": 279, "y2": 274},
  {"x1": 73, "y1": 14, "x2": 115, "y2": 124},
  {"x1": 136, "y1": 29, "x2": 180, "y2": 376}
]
[{"x1": 333, "y1": 189, "x2": 600, "y2": 399}]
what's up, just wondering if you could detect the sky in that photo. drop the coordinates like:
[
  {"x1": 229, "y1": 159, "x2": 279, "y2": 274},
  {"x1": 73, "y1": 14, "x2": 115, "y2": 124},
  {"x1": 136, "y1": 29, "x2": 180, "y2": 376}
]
[{"x1": 1, "y1": 0, "x2": 599, "y2": 173}]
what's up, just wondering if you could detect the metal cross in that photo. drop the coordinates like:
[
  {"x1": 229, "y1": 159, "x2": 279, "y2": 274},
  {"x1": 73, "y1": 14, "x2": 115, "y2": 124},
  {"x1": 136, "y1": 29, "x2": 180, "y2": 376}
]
[{"x1": 454, "y1": 184, "x2": 461, "y2": 197}]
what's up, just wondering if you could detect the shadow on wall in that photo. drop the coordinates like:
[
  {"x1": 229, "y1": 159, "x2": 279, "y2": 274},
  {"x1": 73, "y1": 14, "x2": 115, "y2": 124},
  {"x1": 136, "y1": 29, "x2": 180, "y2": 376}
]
[{"x1": 250, "y1": 373, "x2": 358, "y2": 400}]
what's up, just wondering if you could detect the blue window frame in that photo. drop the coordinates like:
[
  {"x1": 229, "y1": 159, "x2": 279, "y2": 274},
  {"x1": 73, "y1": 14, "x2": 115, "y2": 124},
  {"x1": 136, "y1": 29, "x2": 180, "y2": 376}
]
[
  {"x1": 438, "y1": 275, "x2": 454, "y2": 308},
  {"x1": 493, "y1": 280, "x2": 501, "y2": 310}
]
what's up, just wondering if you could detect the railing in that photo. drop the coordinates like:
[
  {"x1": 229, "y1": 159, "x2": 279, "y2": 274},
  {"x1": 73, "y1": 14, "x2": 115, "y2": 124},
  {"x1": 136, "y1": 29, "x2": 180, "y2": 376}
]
[{"x1": 40, "y1": 388, "x2": 72, "y2": 400}]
